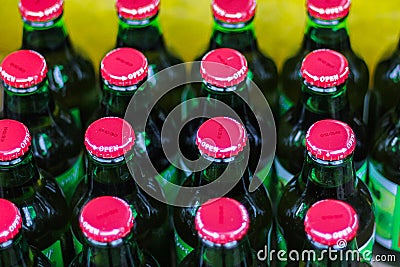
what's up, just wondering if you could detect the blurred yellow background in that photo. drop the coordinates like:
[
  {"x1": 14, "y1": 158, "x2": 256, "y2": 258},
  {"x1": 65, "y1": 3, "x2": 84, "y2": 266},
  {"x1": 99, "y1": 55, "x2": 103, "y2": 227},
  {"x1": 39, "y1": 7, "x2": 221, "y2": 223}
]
[{"x1": 0, "y1": 0, "x2": 399, "y2": 83}]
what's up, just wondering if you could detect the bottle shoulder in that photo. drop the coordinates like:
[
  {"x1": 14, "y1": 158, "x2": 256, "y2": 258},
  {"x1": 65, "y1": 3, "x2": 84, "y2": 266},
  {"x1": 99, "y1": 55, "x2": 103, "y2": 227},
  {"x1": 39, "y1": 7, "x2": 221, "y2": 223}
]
[{"x1": 370, "y1": 118, "x2": 400, "y2": 184}]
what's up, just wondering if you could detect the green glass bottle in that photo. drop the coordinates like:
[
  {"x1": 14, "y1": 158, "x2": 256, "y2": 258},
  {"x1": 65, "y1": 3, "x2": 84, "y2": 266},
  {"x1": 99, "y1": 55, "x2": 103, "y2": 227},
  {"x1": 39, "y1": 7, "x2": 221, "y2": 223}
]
[
  {"x1": 277, "y1": 119, "x2": 375, "y2": 264},
  {"x1": 19, "y1": 0, "x2": 100, "y2": 126},
  {"x1": 279, "y1": 0, "x2": 369, "y2": 120},
  {"x1": 89, "y1": 47, "x2": 181, "y2": 188},
  {"x1": 0, "y1": 119, "x2": 75, "y2": 266},
  {"x1": 70, "y1": 196, "x2": 159, "y2": 267},
  {"x1": 70, "y1": 117, "x2": 171, "y2": 266},
  {"x1": 276, "y1": 49, "x2": 368, "y2": 198},
  {"x1": 368, "y1": 95, "x2": 400, "y2": 254},
  {"x1": 174, "y1": 117, "x2": 273, "y2": 265},
  {"x1": 180, "y1": 48, "x2": 267, "y2": 180},
  {"x1": 0, "y1": 49, "x2": 84, "y2": 202},
  {"x1": 367, "y1": 36, "x2": 400, "y2": 132},
  {"x1": 0, "y1": 198, "x2": 52, "y2": 267},
  {"x1": 115, "y1": 0, "x2": 186, "y2": 112},
  {"x1": 297, "y1": 199, "x2": 371, "y2": 267},
  {"x1": 179, "y1": 197, "x2": 267, "y2": 267},
  {"x1": 188, "y1": 0, "x2": 278, "y2": 118}
]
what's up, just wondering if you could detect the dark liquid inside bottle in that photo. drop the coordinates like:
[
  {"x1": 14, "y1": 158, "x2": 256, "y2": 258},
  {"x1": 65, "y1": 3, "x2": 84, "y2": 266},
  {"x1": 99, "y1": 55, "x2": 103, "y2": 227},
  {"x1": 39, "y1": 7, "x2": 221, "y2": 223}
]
[
  {"x1": 277, "y1": 154, "x2": 375, "y2": 263},
  {"x1": 0, "y1": 152, "x2": 75, "y2": 266},
  {"x1": 116, "y1": 16, "x2": 186, "y2": 113},
  {"x1": 22, "y1": 17, "x2": 100, "y2": 126}
]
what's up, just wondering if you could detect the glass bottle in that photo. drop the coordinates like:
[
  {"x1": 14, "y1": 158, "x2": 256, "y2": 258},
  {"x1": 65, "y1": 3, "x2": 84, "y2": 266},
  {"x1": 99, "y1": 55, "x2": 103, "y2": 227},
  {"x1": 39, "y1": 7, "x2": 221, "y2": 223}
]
[
  {"x1": 368, "y1": 95, "x2": 400, "y2": 254},
  {"x1": 19, "y1": 0, "x2": 100, "y2": 126},
  {"x1": 89, "y1": 47, "x2": 180, "y2": 188},
  {"x1": 367, "y1": 36, "x2": 400, "y2": 132},
  {"x1": 0, "y1": 119, "x2": 75, "y2": 266},
  {"x1": 0, "y1": 49, "x2": 84, "y2": 202},
  {"x1": 115, "y1": 0, "x2": 186, "y2": 113},
  {"x1": 70, "y1": 196, "x2": 159, "y2": 267},
  {"x1": 275, "y1": 49, "x2": 368, "y2": 198},
  {"x1": 279, "y1": 0, "x2": 369, "y2": 120},
  {"x1": 297, "y1": 199, "x2": 371, "y2": 267},
  {"x1": 277, "y1": 119, "x2": 375, "y2": 264},
  {"x1": 0, "y1": 198, "x2": 52, "y2": 267},
  {"x1": 70, "y1": 117, "x2": 171, "y2": 266},
  {"x1": 179, "y1": 197, "x2": 267, "y2": 267},
  {"x1": 180, "y1": 48, "x2": 265, "y2": 179},
  {"x1": 174, "y1": 117, "x2": 273, "y2": 265},
  {"x1": 188, "y1": 0, "x2": 278, "y2": 118}
]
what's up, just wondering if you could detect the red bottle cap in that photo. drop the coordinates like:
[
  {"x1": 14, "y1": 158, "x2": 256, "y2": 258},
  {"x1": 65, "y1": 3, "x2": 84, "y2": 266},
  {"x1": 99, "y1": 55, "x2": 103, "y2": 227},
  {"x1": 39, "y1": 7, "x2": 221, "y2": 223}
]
[
  {"x1": 196, "y1": 117, "x2": 247, "y2": 159},
  {"x1": 304, "y1": 199, "x2": 358, "y2": 246},
  {"x1": 0, "y1": 50, "x2": 48, "y2": 89},
  {"x1": 19, "y1": 0, "x2": 64, "y2": 22},
  {"x1": 200, "y1": 48, "x2": 248, "y2": 88},
  {"x1": 116, "y1": 0, "x2": 160, "y2": 21},
  {"x1": 0, "y1": 199, "x2": 22, "y2": 244},
  {"x1": 212, "y1": 0, "x2": 256, "y2": 24},
  {"x1": 307, "y1": 0, "x2": 351, "y2": 20},
  {"x1": 84, "y1": 117, "x2": 135, "y2": 159},
  {"x1": 195, "y1": 197, "x2": 250, "y2": 244},
  {"x1": 301, "y1": 49, "x2": 349, "y2": 88},
  {"x1": 101, "y1": 48, "x2": 148, "y2": 87},
  {"x1": 79, "y1": 196, "x2": 134, "y2": 243},
  {"x1": 306, "y1": 119, "x2": 356, "y2": 161},
  {"x1": 0, "y1": 119, "x2": 31, "y2": 162}
]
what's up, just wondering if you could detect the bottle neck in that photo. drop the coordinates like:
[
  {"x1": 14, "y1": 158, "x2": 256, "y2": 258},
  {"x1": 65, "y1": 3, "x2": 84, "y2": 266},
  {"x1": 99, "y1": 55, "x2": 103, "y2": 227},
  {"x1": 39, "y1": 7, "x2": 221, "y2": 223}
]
[
  {"x1": 302, "y1": 15, "x2": 351, "y2": 51},
  {"x1": 209, "y1": 19, "x2": 258, "y2": 52},
  {"x1": 0, "y1": 233, "x2": 34, "y2": 266},
  {"x1": 200, "y1": 80, "x2": 252, "y2": 118},
  {"x1": 116, "y1": 15, "x2": 164, "y2": 50},
  {"x1": 305, "y1": 237, "x2": 360, "y2": 267},
  {"x1": 0, "y1": 151, "x2": 39, "y2": 200},
  {"x1": 82, "y1": 235, "x2": 145, "y2": 266},
  {"x1": 86, "y1": 152, "x2": 138, "y2": 192},
  {"x1": 194, "y1": 150, "x2": 251, "y2": 199},
  {"x1": 302, "y1": 152, "x2": 356, "y2": 198},
  {"x1": 194, "y1": 237, "x2": 255, "y2": 267},
  {"x1": 21, "y1": 16, "x2": 70, "y2": 52},
  {"x1": 299, "y1": 81, "x2": 350, "y2": 117},
  {"x1": 3, "y1": 80, "x2": 56, "y2": 121},
  {"x1": 100, "y1": 78, "x2": 149, "y2": 118}
]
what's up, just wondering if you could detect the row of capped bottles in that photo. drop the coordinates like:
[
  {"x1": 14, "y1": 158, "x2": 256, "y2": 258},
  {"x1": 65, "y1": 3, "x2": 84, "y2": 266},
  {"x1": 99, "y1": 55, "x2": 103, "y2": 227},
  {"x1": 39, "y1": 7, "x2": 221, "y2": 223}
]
[
  {"x1": 0, "y1": 16, "x2": 399, "y2": 267},
  {"x1": 8, "y1": 0, "x2": 399, "y2": 125},
  {"x1": 0, "y1": 114, "x2": 376, "y2": 266},
  {"x1": 0, "y1": 43, "x2": 382, "y2": 266},
  {"x1": 0, "y1": 0, "x2": 400, "y2": 266}
]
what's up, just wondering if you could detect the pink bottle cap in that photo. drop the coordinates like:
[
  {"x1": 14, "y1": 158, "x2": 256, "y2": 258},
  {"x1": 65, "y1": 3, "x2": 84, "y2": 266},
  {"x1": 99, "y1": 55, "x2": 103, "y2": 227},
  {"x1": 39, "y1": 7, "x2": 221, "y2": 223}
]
[
  {"x1": 0, "y1": 50, "x2": 48, "y2": 88},
  {"x1": 307, "y1": 0, "x2": 351, "y2": 20},
  {"x1": 304, "y1": 199, "x2": 358, "y2": 246},
  {"x1": 116, "y1": 0, "x2": 160, "y2": 21},
  {"x1": 196, "y1": 117, "x2": 247, "y2": 159},
  {"x1": 80, "y1": 196, "x2": 134, "y2": 243},
  {"x1": 101, "y1": 48, "x2": 148, "y2": 87},
  {"x1": 195, "y1": 198, "x2": 250, "y2": 244},
  {"x1": 0, "y1": 199, "x2": 23, "y2": 244},
  {"x1": 201, "y1": 48, "x2": 248, "y2": 88},
  {"x1": 212, "y1": 0, "x2": 256, "y2": 24},
  {"x1": 84, "y1": 117, "x2": 135, "y2": 159},
  {"x1": 0, "y1": 119, "x2": 31, "y2": 162},
  {"x1": 19, "y1": 0, "x2": 64, "y2": 22},
  {"x1": 306, "y1": 119, "x2": 356, "y2": 161},
  {"x1": 301, "y1": 49, "x2": 349, "y2": 88}
]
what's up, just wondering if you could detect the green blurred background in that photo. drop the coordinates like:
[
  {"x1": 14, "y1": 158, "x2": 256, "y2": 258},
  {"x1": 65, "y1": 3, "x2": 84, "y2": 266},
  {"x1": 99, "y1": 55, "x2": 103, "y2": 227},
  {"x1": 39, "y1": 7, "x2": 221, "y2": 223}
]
[{"x1": 0, "y1": 0, "x2": 399, "y2": 83}]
